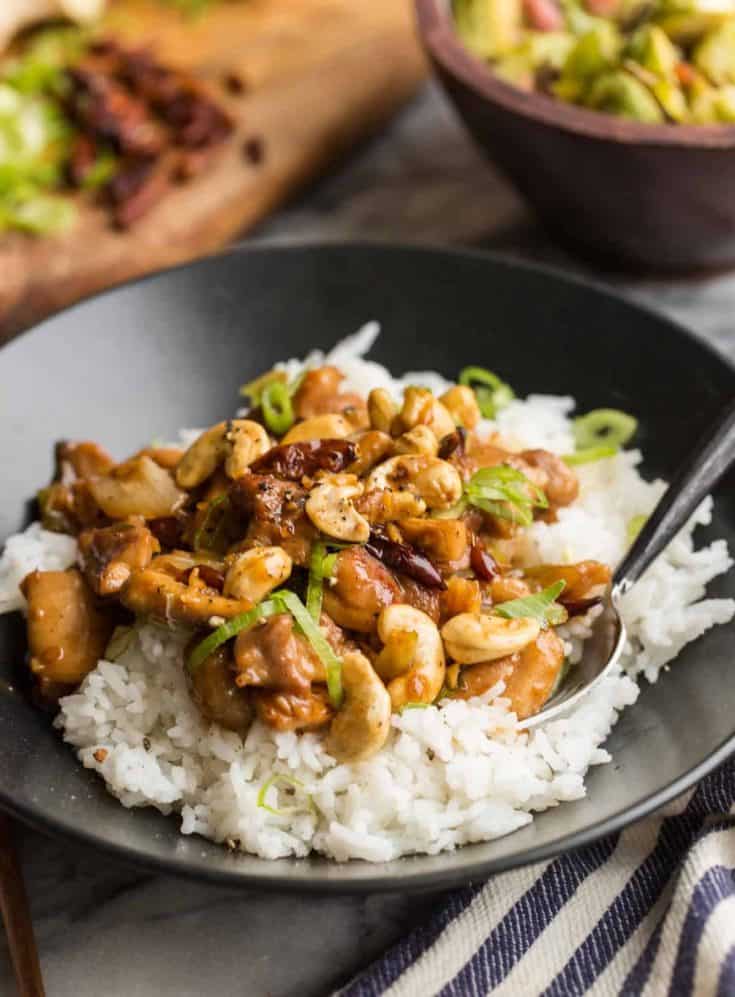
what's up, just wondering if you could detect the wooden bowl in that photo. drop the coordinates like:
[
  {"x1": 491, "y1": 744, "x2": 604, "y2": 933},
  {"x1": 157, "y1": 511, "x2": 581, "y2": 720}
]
[{"x1": 416, "y1": 0, "x2": 735, "y2": 271}]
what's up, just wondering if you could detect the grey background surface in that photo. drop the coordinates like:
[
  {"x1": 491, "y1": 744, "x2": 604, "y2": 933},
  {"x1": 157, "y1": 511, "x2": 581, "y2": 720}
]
[{"x1": 3, "y1": 82, "x2": 735, "y2": 997}]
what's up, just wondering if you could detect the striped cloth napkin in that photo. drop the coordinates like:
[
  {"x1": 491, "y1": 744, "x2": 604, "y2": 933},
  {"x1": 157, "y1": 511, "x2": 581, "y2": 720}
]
[{"x1": 339, "y1": 757, "x2": 735, "y2": 996}]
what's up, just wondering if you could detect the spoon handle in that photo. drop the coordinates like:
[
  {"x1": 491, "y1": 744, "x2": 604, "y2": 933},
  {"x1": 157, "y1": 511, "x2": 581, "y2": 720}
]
[{"x1": 614, "y1": 398, "x2": 735, "y2": 593}]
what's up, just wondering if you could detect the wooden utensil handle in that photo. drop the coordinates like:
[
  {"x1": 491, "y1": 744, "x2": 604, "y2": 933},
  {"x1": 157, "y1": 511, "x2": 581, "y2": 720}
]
[{"x1": 0, "y1": 815, "x2": 45, "y2": 997}]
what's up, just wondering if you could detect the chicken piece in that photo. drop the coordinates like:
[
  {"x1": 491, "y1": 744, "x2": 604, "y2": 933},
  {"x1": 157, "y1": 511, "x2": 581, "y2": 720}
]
[
  {"x1": 88, "y1": 456, "x2": 185, "y2": 520},
  {"x1": 490, "y1": 575, "x2": 531, "y2": 603},
  {"x1": 322, "y1": 546, "x2": 401, "y2": 633},
  {"x1": 189, "y1": 645, "x2": 254, "y2": 734},
  {"x1": 230, "y1": 474, "x2": 317, "y2": 567},
  {"x1": 525, "y1": 561, "x2": 611, "y2": 608},
  {"x1": 0, "y1": 0, "x2": 105, "y2": 55},
  {"x1": 134, "y1": 447, "x2": 185, "y2": 471},
  {"x1": 78, "y1": 520, "x2": 159, "y2": 596},
  {"x1": 38, "y1": 480, "x2": 105, "y2": 535},
  {"x1": 293, "y1": 365, "x2": 367, "y2": 424},
  {"x1": 21, "y1": 569, "x2": 113, "y2": 695},
  {"x1": 233, "y1": 613, "x2": 324, "y2": 693},
  {"x1": 397, "y1": 575, "x2": 442, "y2": 623},
  {"x1": 521, "y1": 450, "x2": 579, "y2": 508},
  {"x1": 454, "y1": 628, "x2": 565, "y2": 720},
  {"x1": 56, "y1": 440, "x2": 115, "y2": 481},
  {"x1": 253, "y1": 687, "x2": 334, "y2": 732},
  {"x1": 440, "y1": 576, "x2": 482, "y2": 621},
  {"x1": 398, "y1": 517, "x2": 470, "y2": 571}
]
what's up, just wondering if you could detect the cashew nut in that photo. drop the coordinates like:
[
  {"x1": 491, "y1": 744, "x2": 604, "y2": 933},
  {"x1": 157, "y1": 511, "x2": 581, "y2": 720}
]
[
  {"x1": 366, "y1": 455, "x2": 463, "y2": 511},
  {"x1": 348, "y1": 430, "x2": 394, "y2": 476},
  {"x1": 367, "y1": 388, "x2": 397, "y2": 434},
  {"x1": 440, "y1": 385, "x2": 482, "y2": 429},
  {"x1": 176, "y1": 420, "x2": 269, "y2": 489},
  {"x1": 305, "y1": 473, "x2": 370, "y2": 543},
  {"x1": 394, "y1": 425, "x2": 439, "y2": 457},
  {"x1": 281, "y1": 414, "x2": 352, "y2": 445},
  {"x1": 441, "y1": 613, "x2": 541, "y2": 665},
  {"x1": 354, "y1": 488, "x2": 427, "y2": 524},
  {"x1": 223, "y1": 546, "x2": 292, "y2": 602},
  {"x1": 374, "y1": 628, "x2": 418, "y2": 681},
  {"x1": 377, "y1": 604, "x2": 446, "y2": 710},
  {"x1": 121, "y1": 553, "x2": 252, "y2": 625},
  {"x1": 224, "y1": 421, "x2": 271, "y2": 479},
  {"x1": 327, "y1": 651, "x2": 392, "y2": 762},
  {"x1": 399, "y1": 387, "x2": 456, "y2": 440},
  {"x1": 89, "y1": 456, "x2": 185, "y2": 519}
]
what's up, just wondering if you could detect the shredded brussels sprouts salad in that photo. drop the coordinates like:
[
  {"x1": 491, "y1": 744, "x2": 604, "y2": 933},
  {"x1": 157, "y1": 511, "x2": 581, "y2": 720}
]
[{"x1": 454, "y1": 0, "x2": 735, "y2": 124}]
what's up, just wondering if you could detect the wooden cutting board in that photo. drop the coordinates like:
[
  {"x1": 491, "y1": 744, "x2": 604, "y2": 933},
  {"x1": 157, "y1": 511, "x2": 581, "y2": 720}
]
[{"x1": 0, "y1": 0, "x2": 426, "y2": 340}]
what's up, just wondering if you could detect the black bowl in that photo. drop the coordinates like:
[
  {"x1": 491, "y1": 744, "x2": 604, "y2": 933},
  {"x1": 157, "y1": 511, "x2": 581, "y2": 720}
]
[{"x1": 1, "y1": 244, "x2": 734, "y2": 892}]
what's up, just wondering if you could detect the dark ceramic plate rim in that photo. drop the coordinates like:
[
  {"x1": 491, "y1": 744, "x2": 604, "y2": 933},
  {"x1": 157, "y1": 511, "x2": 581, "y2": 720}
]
[
  {"x1": 2, "y1": 242, "x2": 735, "y2": 893},
  {"x1": 416, "y1": 0, "x2": 735, "y2": 147}
]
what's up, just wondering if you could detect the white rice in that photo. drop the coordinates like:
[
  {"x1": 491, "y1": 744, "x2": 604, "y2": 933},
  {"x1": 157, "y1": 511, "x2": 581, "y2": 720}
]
[{"x1": 2, "y1": 324, "x2": 733, "y2": 862}]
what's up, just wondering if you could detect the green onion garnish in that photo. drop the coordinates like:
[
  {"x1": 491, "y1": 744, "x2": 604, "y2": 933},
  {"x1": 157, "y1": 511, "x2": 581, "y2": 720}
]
[
  {"x1": 257, "y1": 773, "x2": 315, "y2": 817},
  {"x1": 261, "y1": 380, "x2": 295, "y2": 436},
  {"x1": 187, "y1": 598, "x2": 281, "y2": 672},
  {"x1": 239, "y1": 369, "x2": 286, "y2": 406},
  {"x1": 105, "y1": 625, "x2": 134, "y2": 662},
  {"x1": 563, "y1": 444, "x2": 618, "y2": 466},
  {"x1": 193, "y1": 493, "x2": 230, "y2": 552},
  {"x1": 277, "y1": 590, "x2": 343, "y2": 708},
  {"x1": 400, "y1": 702, "x2": 431, "y2": 711},
  {"x1": 627, "y1": 514, "x2": 647, "y2": 543},
  {"x1": 187, "y1": 587, "x2": 344, "y2": 705},
  {"x1": 306, "y1": 540, "x2": 328, "y2": 622},
  {"x1": 573, "y1": 409, "x2": 637, "y2": 451},
  {"x1": 465, "y1": 465, "x2": 547, "y2": 527},
  {"x1": 459, "y1": 366, "x2": 515, "y2": 419},
  {"x1": 494, "y1": 580, "x2": 567, "y2": 627}
]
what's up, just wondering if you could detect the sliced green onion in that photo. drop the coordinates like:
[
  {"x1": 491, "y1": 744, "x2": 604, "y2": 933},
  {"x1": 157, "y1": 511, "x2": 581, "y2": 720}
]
[
  {"x1": 322, "y1": 552, "x2": 338, "y2": 578},
  {"x1": 257, "y1": 773, "x2": 315, "y2": 817},
  {"x1": 494, "y1": 580, "x2": 567, "y2": 627},
  {"x1": 431, "y1": 498, "x2": 468, "y2": 520},
  {"x1": 573, "y1": 409, "x2": 637, "y2": 451},
  {"x1": 465, "y1": 464, "x2": 547, "y2": 527},
  {"x1": 277, "y1": 590, "x2": 343, "y2": 708},
  {"x1": 193, "y1": 493, "x2": 229, "y2": 552},
  {"x1": 261, "y1": 380, "x2": 295, "y2": 436},
  {"x1": 80, "y1": 152, "x2": 118, "y2": 191},
  {"x1": 627, "y1": 514, "x2": 647, "y2": 543},
  {"x1": 187, "y1": 598, "x2": 281, "y2": 672},
  {"x1": 563, "y1": 444, "x2": 618, "y2": 466},
  {"x1": 400, "y1": 702, "x2": 431, "y2": 712},
  {"x1": 239, "y1": 369, "x2": 286, "y2": 406},
  {"x1": 459, "y1": 366, "x2": 515, "y2": 419},
  {"x1": 306, "y1": 540, "x2": 328, "y2": 622},
  {"x1": 105, "y1": 625, "x2": 134, "y2": 662}
]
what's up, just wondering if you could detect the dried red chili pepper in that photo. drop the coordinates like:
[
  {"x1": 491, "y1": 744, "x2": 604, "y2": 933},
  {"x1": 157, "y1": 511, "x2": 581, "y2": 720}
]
[
  {"x1": 250, "y1": 439, "x2": 358, "y2": 480},
  {"x1": 470, "y1": 542, "x2": 498, "y2": 581},
  {"x1": 148, "y1": 516, "x2": 183, "y2": 549},
  {"x1": 365, "y1": 532, "x2": 446, "y2": 590},
  {"x1": 438, "y1": 426, "x2": 467, "y2": 460}
]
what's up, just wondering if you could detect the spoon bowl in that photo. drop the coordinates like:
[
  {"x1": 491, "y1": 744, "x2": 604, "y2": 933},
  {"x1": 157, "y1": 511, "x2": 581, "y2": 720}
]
[{"x1": 526, "y1": 397, "x2": 735, "y2": 728}]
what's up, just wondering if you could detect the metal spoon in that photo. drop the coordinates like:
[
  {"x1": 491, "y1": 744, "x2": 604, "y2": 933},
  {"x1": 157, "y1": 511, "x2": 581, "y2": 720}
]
[{"x1": 522, "y1": 399, "x2": 735, "y2": 728}]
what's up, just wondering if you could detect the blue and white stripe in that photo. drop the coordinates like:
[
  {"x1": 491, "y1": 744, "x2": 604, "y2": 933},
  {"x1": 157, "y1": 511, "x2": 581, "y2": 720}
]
[{"x1": 338, "y1": 758, "x2": 735, "y2": 996}]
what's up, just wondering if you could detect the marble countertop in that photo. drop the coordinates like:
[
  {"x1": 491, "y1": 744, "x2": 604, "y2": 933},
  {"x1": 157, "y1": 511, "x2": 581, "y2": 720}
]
[{"x1": 3, "y1": 81, "x2": 735, "y2": 997}]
